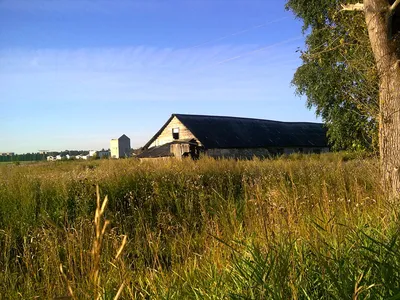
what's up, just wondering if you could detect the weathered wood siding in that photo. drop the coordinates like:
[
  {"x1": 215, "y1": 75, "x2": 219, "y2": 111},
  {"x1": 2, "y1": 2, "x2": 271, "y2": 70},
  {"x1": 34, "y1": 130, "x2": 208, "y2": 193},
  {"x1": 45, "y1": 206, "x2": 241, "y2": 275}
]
[
  {"x1": 149, "y1": 116, "x2": 199, "y2": 147},
  {"x1": 283, "y1": 147, "x2": 329, "y2": 155},
  {"x1": 207, "y1": 147, "x2": 329, "y2": 159},
  {"x1": 206, "y1": 148, "x2": 271, "y2": 159}
]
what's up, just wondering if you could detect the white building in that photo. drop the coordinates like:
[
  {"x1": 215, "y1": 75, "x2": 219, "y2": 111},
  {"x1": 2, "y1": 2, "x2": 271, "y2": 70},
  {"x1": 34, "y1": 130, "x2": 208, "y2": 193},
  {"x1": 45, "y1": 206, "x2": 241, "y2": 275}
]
[
  {"x1": 55, "y1": 154, "x2": 70, "y2": 160},
  {"x1": 110, "y1": 134, "x2": 131, "y2": 158}
]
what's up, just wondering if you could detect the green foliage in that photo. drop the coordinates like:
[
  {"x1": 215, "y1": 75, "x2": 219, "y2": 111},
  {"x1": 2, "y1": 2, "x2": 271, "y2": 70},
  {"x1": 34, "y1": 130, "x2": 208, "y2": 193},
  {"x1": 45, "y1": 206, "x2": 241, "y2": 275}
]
[
  {"x1": 286, "y1": 0, "x2": 379, "y2": 151},
  {"x1": 0, "y1": 156, "x2": 398, "y2": 299},
  {"x1": 0, "y1": 153, "x2": 45, "y2": 162}
]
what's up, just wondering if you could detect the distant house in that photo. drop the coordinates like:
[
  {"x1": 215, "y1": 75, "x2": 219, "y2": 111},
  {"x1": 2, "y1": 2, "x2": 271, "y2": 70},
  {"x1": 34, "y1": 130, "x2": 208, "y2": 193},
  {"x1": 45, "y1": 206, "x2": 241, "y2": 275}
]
[
  {"x1": 75, "y1": 152, "x2": 92, "y2": 160},
  {"x1": 110, "y1": 134, "x2": 131, "y2": 158},
  {"x1": 55, "y1": 154, "x2": 69, "y2": 160},
  {"x1": 0, "y1": 152, "x2": 14, "y2": 156},
  {"x1": 97, "y1": 150, "x2": 110, "y2": 159},
  {"x1": 138, "y1": 114, "x2": 329, "y2": 159}
]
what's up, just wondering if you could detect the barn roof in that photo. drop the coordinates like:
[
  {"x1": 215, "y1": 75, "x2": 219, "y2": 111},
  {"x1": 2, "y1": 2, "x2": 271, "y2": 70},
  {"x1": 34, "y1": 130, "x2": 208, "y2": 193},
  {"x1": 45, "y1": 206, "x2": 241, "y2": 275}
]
[
  {"x1": 137, "y1": 143, "x2": 173, "y2": 158},
  {"x1": 144, "y1": 114, "x2": 328, "y2": 149}
]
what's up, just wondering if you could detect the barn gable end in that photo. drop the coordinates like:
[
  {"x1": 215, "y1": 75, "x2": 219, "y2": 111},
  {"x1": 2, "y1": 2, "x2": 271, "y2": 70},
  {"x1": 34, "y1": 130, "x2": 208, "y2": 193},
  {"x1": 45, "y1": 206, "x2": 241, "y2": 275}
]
[{"x1": 147, "y1": 116, "x2": 201, "y2": 148}]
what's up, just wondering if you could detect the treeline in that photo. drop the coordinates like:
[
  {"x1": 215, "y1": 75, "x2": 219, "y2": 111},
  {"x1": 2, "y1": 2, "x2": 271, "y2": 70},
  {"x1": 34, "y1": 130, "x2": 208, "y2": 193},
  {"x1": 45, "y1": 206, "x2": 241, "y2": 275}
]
[{"x1": 0, "y1": 153, "x2": 45, "y2": 162}]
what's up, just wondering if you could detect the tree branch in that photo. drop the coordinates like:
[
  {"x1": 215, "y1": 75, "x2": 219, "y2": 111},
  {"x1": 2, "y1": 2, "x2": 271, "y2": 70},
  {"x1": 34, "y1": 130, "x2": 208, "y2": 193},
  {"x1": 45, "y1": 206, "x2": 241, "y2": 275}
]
[
  {"x1": 390, "y1": 0, "x2": 400, "y2": 14},
  {"x1": 341, "y1": 3, "x2": 364, "y2": 11}
]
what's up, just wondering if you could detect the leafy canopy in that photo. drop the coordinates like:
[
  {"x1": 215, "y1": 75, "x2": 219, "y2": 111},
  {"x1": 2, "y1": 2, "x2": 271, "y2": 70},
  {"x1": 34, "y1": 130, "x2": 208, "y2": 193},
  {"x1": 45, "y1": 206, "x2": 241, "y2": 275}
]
[{"x1": 286, "y1": 0, "x2": 379, "y2": 151}]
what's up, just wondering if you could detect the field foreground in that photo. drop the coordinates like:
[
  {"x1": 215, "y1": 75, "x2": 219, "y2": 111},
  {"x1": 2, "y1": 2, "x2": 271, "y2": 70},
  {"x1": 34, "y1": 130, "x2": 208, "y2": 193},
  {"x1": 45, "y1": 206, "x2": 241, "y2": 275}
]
[{"x1": 0, "y1": 154, "x2": 399, "y2": 299}]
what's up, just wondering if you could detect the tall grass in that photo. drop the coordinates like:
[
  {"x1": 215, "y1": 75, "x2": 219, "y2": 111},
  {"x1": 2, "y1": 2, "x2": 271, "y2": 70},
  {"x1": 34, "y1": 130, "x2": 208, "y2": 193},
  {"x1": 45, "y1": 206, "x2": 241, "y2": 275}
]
[{"x1": 0, "y1": 153, "x2": 398, "y2": 299}]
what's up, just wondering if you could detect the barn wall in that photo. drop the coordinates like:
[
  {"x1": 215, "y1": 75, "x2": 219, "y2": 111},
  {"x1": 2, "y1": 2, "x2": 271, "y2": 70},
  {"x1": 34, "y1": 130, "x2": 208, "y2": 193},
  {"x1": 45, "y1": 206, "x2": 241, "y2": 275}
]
[
  {"x1": 283, "y1": 147, "x2": 329, "y2": 155},
  {"x1": 170, "y1": 143, "x2": 191, "y2": 159},
  {"x1": 207, "y1": 147, "x2": 329, "y2": 159},
  {"x1": 149, "y1": 116, "x2": 199, "y2": 147},
  {"x1": 207, "y1": 148, "x2": 271, "y2": 159}
]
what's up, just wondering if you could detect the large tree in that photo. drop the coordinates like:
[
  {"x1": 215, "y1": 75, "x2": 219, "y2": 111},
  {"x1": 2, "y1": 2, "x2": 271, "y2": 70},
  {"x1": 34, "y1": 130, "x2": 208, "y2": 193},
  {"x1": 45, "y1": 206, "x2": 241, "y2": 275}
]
[
  {"x1": 286, "y1": 0, "x2": 379, "y2": 151},
  {"x1": 288, "y1": 0, "x2": 400, "y2": 197},
  {"x1": 362, "y1": 0, "x2": 400, "y2": 196}
]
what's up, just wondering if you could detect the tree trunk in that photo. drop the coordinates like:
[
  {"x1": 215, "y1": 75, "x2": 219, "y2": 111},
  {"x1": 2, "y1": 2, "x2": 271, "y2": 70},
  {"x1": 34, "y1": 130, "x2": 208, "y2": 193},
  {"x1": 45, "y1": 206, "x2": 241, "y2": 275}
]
[{"x1": 364, "y1": 0, "x2": 400, "y2": 198}]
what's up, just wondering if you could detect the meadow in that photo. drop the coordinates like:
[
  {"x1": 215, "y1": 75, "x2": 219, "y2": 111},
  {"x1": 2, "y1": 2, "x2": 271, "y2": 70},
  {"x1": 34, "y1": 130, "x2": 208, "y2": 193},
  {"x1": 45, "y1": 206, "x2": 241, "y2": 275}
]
[{"x1": 0, "y1": 154, "x2": 399, "y2": 299}]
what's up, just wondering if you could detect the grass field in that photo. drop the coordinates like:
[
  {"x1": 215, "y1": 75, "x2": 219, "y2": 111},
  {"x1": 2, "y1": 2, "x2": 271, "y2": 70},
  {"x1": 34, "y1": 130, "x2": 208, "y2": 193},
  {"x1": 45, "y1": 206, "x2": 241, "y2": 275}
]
[{"x1": 0, "y1": 154, "x2": 399, "y2": 299}]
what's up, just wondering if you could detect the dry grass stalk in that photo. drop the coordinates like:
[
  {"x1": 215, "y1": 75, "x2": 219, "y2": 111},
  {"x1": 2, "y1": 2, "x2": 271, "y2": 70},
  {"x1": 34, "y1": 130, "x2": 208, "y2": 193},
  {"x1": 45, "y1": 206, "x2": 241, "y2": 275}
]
[
  {"x1": 59, "y1": 263, "x2": 76, "y2": 300},
  {"x1": 92, "y1": 185, "x2": 109, "y2": 300},
  {"x1": 91, "y1": 185, "x2": 127, "y2": 300}
]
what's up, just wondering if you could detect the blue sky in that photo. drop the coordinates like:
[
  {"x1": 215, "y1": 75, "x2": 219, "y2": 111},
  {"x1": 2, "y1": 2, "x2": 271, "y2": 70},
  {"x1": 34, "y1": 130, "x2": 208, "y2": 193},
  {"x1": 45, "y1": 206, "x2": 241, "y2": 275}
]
[{"x1": 0, "y1": 0, "x2": 317, "y2": 153}]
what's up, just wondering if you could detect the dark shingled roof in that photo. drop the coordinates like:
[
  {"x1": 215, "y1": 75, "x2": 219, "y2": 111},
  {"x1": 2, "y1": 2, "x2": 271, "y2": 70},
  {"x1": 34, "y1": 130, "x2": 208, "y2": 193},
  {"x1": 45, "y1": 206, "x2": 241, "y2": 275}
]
[
  {"x1": 144, "y1": 114, "x2": 328, "y2": 149},
  {"x1": 137, "y1": 143, "x2": 173, "y2": 158}
]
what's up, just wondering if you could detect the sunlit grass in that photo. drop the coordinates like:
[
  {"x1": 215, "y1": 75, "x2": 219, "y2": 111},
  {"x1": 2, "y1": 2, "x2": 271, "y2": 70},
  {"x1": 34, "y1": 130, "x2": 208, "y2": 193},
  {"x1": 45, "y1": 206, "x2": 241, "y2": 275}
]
[{"x1": 0, "y1": 153, "x2": 398, "y2": 299}]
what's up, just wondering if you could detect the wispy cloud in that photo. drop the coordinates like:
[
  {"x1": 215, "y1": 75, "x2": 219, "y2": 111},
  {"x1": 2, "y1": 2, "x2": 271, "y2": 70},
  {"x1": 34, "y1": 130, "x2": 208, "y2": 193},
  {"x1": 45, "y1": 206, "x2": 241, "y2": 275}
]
[
  {"x1": 188, "y1": 17, "x2": 290, "y2": 49},
  {"x1": 0, "y1": 40, "x2": 302, "y2": 103}
]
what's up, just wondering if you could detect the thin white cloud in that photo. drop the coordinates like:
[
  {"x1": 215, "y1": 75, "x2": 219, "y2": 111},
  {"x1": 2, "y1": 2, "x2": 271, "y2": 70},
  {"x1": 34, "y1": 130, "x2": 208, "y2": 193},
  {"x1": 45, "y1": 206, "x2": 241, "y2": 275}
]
[
  {"x1": 0, "y1": 41, "x2": 302, "y2": 103},
  {"x1": 187, "y1": 17, "x2": 290, "y2": 49},
  {"x1": 1, "y1": 40, "x2": 301, "y2": 71}
]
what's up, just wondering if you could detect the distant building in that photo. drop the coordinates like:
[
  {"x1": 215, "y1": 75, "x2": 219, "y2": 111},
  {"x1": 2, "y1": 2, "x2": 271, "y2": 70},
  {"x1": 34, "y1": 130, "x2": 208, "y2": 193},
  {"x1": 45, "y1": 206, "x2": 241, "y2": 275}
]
[
  {"x1": 53, "y1": 154, "x2": 71, "y2": 160},
  {"x1": 0, "y1": 152, "x2": 14, "y2": 156},
  {"x1": 97, "y1": 150, "x2": 110, "y2": 159},
  {"x1": 110, "y1": 134, "x2": 131, "y2": 158}
]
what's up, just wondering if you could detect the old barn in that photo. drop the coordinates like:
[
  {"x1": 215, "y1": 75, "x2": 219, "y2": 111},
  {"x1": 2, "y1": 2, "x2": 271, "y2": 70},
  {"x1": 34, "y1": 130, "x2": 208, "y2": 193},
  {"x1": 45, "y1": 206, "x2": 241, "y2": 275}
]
[{"x1": 138, "y1": 114, "x2": 329, "y2": 159}]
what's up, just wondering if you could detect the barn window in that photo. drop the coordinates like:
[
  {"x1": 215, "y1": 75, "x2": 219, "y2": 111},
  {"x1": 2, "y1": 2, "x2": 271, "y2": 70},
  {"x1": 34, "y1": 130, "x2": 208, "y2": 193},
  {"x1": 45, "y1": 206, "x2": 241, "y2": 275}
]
[{"x1": 172, "y1": 128, "x2": 180, "y2": 139}]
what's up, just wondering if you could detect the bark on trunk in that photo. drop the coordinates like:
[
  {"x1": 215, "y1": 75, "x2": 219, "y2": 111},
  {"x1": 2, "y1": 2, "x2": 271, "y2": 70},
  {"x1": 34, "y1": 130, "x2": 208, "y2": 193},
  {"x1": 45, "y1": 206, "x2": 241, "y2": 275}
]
[{"x1": 364, "y1": 0, "x2": 400, "y2": 198}]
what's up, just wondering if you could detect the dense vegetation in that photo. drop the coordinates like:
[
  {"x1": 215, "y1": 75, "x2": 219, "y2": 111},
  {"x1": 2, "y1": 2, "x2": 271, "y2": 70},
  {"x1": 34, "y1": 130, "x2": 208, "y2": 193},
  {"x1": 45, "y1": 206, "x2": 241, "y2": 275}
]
[
  {"x1": 0, "y1": 153, "x2": 45, "y2": 163},
  {"x1": 1, "y1": 155, "x2": 399, "y2": 299},
  {"x1": 286, "y1": 0, "x2": 379, "y2": 151},
  {"x1": 287, "y1": 0, "x2": 400, "y2": 198}
]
